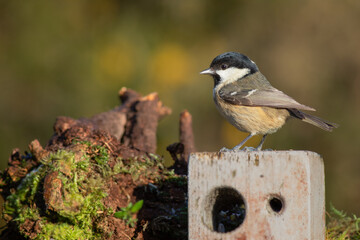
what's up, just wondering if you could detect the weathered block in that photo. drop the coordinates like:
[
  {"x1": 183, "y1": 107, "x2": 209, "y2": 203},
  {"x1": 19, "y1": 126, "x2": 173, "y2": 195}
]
[{"x1": 188, "y1": 151, "x2": 325, "y2": 240}]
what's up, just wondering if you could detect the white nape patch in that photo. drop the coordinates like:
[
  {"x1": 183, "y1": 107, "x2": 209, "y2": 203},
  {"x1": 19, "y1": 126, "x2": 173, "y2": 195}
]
[
  {"x1": 216, "y1": 67, "x2": 251, "y2": 86},
  {"x1": 245, "y1": 89, "x2": 257, "y2": 97},
  {"x1": 230, "y1": 91, "x2": 237, "y2": 96},
  {"x1": 250, "y1": 60, "x2": 255, "y2": 64}
]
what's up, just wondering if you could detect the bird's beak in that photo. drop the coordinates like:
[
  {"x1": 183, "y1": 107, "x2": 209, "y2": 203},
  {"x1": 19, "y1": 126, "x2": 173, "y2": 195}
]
[{"x1": 200, "y1": 68, "x2": 215, "y2": 75}]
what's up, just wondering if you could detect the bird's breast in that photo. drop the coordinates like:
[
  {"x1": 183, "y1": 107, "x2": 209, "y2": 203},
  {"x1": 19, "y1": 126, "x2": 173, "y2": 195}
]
[{"x1": 213, "y1": 90, "x2": 290, "y2": 135}]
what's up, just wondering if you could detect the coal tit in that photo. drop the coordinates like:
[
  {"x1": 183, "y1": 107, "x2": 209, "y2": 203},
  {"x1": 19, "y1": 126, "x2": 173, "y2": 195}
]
[{"x1": 200, "y1": 52, "x2": 337, "y2": 151}]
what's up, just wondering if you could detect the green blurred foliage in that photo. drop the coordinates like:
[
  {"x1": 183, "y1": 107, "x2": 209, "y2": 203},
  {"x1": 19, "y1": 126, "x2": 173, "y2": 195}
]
[{"x1": 0, "y1": 0, "x2": 359, "y2": 216}]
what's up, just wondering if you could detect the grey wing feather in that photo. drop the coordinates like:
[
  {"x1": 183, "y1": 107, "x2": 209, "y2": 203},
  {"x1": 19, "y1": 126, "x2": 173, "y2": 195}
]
[{"x1": 219, "y1": 86, "x2": 315, "y2": 111}]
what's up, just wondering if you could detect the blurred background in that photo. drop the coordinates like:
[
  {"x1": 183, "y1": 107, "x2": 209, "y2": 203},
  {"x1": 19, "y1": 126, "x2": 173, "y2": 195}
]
[{"x1": 0, "y1": 0, "x2": 359, "y2": 215}]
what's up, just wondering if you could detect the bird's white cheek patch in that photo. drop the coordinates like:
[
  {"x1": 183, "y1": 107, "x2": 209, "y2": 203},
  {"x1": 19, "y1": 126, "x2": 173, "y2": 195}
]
[{"x1": 217, "y1": 67, "x2": 251, "y2": 85}]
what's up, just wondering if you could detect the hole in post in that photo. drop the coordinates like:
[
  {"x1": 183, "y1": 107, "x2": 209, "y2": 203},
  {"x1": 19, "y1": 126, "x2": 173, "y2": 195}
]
[
  {"x1": 268, "y1": 195, "x2": 284, "y2": 214},
  {"x1": 202, "y1": 186, "x2": 246, "y2": 233}
]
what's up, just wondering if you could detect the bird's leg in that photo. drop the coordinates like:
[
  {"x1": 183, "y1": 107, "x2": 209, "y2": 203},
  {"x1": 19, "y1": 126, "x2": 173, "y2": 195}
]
[
  {"x1": 255, "y1": 134, "x2": 267, "y2": 150},
  {"x1": 231, "y1": 133, "x2": 254, "y2": 151}
]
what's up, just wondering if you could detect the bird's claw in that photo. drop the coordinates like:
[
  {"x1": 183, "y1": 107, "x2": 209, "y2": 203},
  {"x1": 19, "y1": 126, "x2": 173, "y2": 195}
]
[
  {"x1": 220, "y1": 147, "x2": 254, "y2": 152},
  {"x1": 219, "y1": 147, "x2": 232, "y2": 152},
  {"x1": 220, "y1": 146, "x2": 272, "y2": 152},
  {"x1": 241, "y1": 147, "x2": 257, "y2": 151}
]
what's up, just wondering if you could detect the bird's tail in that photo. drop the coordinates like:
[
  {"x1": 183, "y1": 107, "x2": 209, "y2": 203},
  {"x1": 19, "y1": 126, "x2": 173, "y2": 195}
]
[{"x1": 289, "y1": 109, "x2": 338, "y2": 132}]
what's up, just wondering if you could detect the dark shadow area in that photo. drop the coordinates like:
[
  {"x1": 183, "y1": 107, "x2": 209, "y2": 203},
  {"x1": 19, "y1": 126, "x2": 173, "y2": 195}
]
[
  {"x1": 133, "y1": 176, "x2": 188, "y2": 240},
  {"x1": 211, "y1": 187, "x2": 246, "y2": 233}
]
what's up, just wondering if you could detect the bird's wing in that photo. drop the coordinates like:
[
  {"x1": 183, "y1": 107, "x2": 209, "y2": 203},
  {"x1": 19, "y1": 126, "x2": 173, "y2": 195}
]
[{"x1": 218, "y1": 86, "x2": 315, "y2": 111}]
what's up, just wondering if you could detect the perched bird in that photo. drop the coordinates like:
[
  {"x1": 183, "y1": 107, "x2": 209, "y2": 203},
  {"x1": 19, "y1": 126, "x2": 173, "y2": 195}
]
[{"x1": 200, "y1": 52, "x2": 337, "y2": 151}]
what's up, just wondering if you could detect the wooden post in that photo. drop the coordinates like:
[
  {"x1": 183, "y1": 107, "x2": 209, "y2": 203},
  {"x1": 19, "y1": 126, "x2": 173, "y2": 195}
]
[{"x1": 188, "y1": 151, "x2": 325, "y2": 240}]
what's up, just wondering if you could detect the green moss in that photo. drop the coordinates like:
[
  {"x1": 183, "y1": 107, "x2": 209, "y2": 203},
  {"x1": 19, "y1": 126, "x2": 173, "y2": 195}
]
[
  {"x1": 59, "y1": 188, "x2": 108, "y2": 229},
  {"x1": 112, "y1": 155, "x2": 168, "y2": 182},
  {"x1": 37, "y1": 221, "x2": 98, "y2": 240},
  {"x1": 3, "y1": 144, "x2": 115, "y2": 239},
  {"x1": 3, "y1": 141, "x2": 171, "y2": 239},
  {"x1": 15, "y1": 206, "x2": 41, "y2": 224},
  {"x1": 47, "y1": 150, "x2": 76, "y2": 172},
  {"x1": 76, "y1": 157, "x2": 90, "y2": 171},
  {"x1": 4, "y1": 165, "x2": 46, "y2": 216},
  {"x1": 46, "y1": 149, "x2": 110, "y2": 234},
  {"x1": 326, "y1": 204, "x2": 360, "y2": 240},
  {"x1": 92, "y1": 145, "x2": 109, "y2": 166},
  {"x1": 72, "y1": 140, "x2": 109, "y2": 167}
]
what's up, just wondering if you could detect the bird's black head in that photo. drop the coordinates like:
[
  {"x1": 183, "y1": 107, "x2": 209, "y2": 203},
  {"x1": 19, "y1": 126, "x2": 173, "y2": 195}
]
[
  {"x1": 200, "y1": 52, "x2": 259, "y2": 86},
  {"x1": 210, "y1": 52, "x2": 258, "y2": 72}
]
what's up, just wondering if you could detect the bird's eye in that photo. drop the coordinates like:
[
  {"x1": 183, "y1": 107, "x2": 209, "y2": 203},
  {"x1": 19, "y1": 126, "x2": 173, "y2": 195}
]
[{"x1": 221, "y1": 64, "x2": 228, "y2": 70}]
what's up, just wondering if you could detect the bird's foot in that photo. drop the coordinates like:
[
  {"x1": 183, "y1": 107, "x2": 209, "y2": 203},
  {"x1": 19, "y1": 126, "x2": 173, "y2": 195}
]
[
  {"x1": 220, "y1": 146, "x2": 271, "y2": 152},
  {"x1": 241, "y1": 147, "x2": 257, "y2": 151},
  {"x1": 220, "y1": 147, "x2": 255, "y2": 152},
  {"x1": 243, "y1": 147, "x2": 274, "y2": 151},
  {"x1": 219, "y1": 147, "x2": 233, "y2": 152}
]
